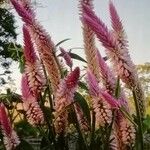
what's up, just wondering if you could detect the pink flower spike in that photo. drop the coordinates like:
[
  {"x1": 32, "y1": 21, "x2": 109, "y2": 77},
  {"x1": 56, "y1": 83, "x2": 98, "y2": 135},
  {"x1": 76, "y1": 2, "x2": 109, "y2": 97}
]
[
  {"x1": 23, "y1": 25, "x2": 37, "y2": 63},
  {"x1": 20, "y1": 0, "x2": 35, "y2": 16},
  {"x1": 54, "y1": 67, "x2": 80, "y2": 134},
  {"x1": 23, "y1": 25, "x2": 45, "y2": 97},
  {"x1": 81, "y1": 6, "x2": 116, "y2": 50},
  {"x1": 10, "y1": 0, "x2": 33, "y2": 25},
  {"x1": 0, "y1": 103, "x2": 11, "y2": 135},
  {"x1": 100, "y1": 91, "x2": 120, "y2": 109},
  {"x1": 96, "y1": 49, "x2": 115, "y2": 94},
  {"x1": 66, "y1": 67, "x2": 80, "y2": 89},
  {"x1": 0, "y1": 103, "x2": 20, "y2": 150},
  {"x1": 21, "y1": 74, "x2": 44, "y2": 125},
  {"x1": 60, "y1": 47, "x2": 73, "y2": 69},
  {"x1": 86, "y1": 70, "x2": 100, "y2": 96},
  {"x1": 21, "y1": 74, "x2": 34, "y2": 101},
  {"x1": 109, "y1": 1, "x2": 123, "y2": 33}
]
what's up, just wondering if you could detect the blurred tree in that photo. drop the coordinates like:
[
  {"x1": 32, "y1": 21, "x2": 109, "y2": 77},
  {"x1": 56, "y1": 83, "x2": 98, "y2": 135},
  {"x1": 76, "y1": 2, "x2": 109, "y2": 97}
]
[
  {"x1": 0, "y1": 5, "x2": 22, "y2": 88},
  {"x1": 137, "y1": 63, "x2": 150, "y2": 114}
]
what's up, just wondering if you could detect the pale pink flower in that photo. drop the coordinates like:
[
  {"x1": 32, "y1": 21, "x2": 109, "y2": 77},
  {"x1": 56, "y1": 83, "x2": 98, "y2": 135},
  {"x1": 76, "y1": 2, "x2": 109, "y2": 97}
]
[
  {"x1": 81, "y1": 3, "x2": 136, "y2": 87},
  {"x1": 54, "y1": 67, "x2": 80, "y2": 134},
  {"x1": 87, "y1": 70, "x2": 121, "y2": 127},
  {"x1": 11, "y1": 0, "x2": 61, "y2": 93},
  {"x1": 79, "y1": 0, "x2": 100, "y2": 81},
  {"x1": 23, "y1": 99, "x2": 44, "y2": 125},
  {"x1": 10, "y1": 0, "x2": 33, "y2": 25},
  {"x1": 109, "y1": 1, "x2": 145, "y2": 115},
  {"x1": 21, "y1": 74, "x2": 44, "y2": 125},
  {"x1": 81, "y1": 3, "x2": 145, "y2": 116},
  {"x1": 20, "y1": 0, "x2": 35, "y2": 16},
  {"x1": 23, "y1": 25, "x2": 45, "y2": 97},
  {"x1": 119, "y1": 118, "x2": 135, "y2": 146},
  {"x1": 92, "y1": 96, "x2": 112, "y2": 127},
  {"x1": 0, "y1": 103, "x2": 20, "y2": 150},
  {"x1": 74, "y1": 103, "x2": 89, "y2": 132},
  {"x1": 113, "y1": 117, "x2": 136, "y2": 149},
  {"x1": 96, "y1": 49, "x2": 116, "y2": 95}
]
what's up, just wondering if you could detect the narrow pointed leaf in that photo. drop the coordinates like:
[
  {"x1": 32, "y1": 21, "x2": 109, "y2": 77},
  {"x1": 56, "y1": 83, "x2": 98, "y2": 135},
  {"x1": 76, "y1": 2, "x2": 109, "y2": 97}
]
[
  {"x1": 69, "y1": 52, "x2": 87, "y2": 63},
  {"x1": 78, "y1": 81, "x2": 88, "y2": 91},
  {"x1": 74, "y1": 92, "x2": 91, "y2": 127},
  {"x1": 55, "y1": 38, "x2": 71, "y2": 47}
]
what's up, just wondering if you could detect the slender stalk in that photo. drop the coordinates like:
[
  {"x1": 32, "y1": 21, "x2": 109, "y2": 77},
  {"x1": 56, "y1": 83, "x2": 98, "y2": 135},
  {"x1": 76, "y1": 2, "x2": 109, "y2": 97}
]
[
  {"x1": 104, "y1": 77, "x2": 120, "y2": 149},
  {"x1": 39, "y1": 94, "x2": 57, "y2": 149},
  {"x1": 90, "y1": 110, "x2": 95, "y2": 150},
  {"x1": 72, "y1": 106, "x2": 89, "y2": 150},
  {"x1": 132, "y1": 89, "x2": 144, "y2": 150},
  {"x1": 103, "y1": 111, "x2": 115, "y2": 150}
]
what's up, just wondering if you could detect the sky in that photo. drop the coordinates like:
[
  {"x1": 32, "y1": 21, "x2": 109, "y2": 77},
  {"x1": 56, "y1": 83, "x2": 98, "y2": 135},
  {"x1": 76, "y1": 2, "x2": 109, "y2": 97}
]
[
  {"x1": 2, "y1": 0, "x2": 150, "y2": 93},
  {"x1": 15, "y1": 0, "x2": 150, "y2": 64}
]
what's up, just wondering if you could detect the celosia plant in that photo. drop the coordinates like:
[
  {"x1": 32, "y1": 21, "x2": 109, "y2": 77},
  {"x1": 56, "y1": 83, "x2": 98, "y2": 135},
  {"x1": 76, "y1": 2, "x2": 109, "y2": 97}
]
[{"x1": 0, "y1": 0, "x2": 147, "y2": 149}]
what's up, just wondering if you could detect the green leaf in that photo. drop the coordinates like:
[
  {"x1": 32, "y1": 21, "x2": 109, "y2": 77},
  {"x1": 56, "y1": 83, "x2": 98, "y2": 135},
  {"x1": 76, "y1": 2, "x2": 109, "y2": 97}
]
[
  {"x1": 55, "y1": 38, "x2": 70, "y2": 47},
  {"x1": 69, "y1": 52, "x2": 87, "y2": 63},
  {"x1": 15, "y1": 139, "x2": 34, "y2": 150},
  {"x1": 74, "y1": 92, "x2": 91, "y2": 127},
  {"x1": 78, "y1": 81, "x2": 88, "y2": 91},
  {"x1": 114, "y1": 77, "x2": 121, "y2": 99},
  {"x1": 19, "y1": 58, "x2": 25, "y2": 73}
]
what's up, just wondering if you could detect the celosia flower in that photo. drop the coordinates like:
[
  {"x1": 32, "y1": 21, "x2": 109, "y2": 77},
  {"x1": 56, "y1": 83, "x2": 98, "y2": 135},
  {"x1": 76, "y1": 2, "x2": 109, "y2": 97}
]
[
  {"x1": 0, "y1": 103, "x2": 20, "y2": 150},
  {"x1": 96, "y1": 49, "x2": 116, "y2": 95},
  {"x1": 96, "y1": 49, "x2": 135, "y2": 147},
  {"x1": 74, "y1": 103, "x2": 89, "y2": 132},
  {"x1": 11, "y1": 0, "x2": 61, "y2": 93},
  {"x1": 20, "y1": 0, "x2": 35, "y2": 16},
  {"x1": 23, "y1": 25, "x2": 45, "y2": 97},
  {"x1": 113, "y1": 117, "x2": 135, "y2": 149},
  {"x1": 109, "y1": 1, "x2": 145, "y2": 116},
  {"x1": 87, "y1": 70, "x2": 120, "y2": 127},
  {"x1": 21, "y1": 74, "x2": 44, "y2": 125},
  {"x1": 79, "y1": 0, "x2": 100, "y2": 81},
  {"x1": 119, "y1": 118, "x2": 135, "y2": 146},
  {"x1": 81, "y1": 3, "x2": 145, "y2": 116},
  {"x1": 60, "y1": 47, "x2": 73, "y2": 69},
  {"x1": 54, "y1": 67, "x2": 80, "y2": 134}
]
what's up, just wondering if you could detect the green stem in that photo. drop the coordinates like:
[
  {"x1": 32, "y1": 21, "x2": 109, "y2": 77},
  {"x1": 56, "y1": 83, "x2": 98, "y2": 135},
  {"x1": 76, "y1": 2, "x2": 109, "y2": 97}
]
[
  {"x1": 132, "y1": 89, "x2": 144, "y2": 150},
  {"x1": 72, "y1": 106, "x2": 89, "y2": 150},
  {"x1": 90, "y1": 110, "x2": 95, "y2": 150},
  {"x1": 39, "y1": 94, "x2": 56, "y2": 149},
  {"x1": 103, "y1": 111, "x2": 115, "y2": 150}
]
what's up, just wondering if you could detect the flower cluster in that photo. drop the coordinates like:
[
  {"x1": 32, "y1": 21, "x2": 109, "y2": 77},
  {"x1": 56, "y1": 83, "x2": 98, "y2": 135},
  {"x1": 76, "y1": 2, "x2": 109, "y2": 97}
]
[
  {"x1": 1, "y1": 0, "x2": 144, "y2": 149},
  {"x1": 21, "y1": 74, "x2": 44, "y2": 125},
  {"x1": 0, "y1": 103, "x2": 20, "y2": 150}
]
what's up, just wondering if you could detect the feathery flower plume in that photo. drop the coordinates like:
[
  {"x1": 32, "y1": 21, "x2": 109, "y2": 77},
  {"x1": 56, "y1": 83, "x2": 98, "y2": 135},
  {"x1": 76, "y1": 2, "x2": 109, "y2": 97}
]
[
  {"x1": 11, "y1": 0, "x2": 61, "y2": 93},
  {"x1": 96, "y1": 49, "x2": 115, "y2": 95},
  {"x1": 114, "y1": 117, "x2": 135, "y2": 149},
  {"x1": 20, "y1": 0, "x2": 35, "y2": 16},
  {"x1": 87, "y1": 70, "x2": 120, "y2": 107},
  {"x1": 87, "y1": 70, "x2": 121, "y2": 127},
  {"x1": 109, "y1": 1, "x2": 145, "y2": 116},
  {"x1": 74, "y1": 103, "x2": 89, "y2": 132},
  {"x1": 0, "y1": 103, "x2": 20, "y2": 150},
  {"x1": 96, "y1": 49, "x2": 135, "y2": 148},
  {"x1": 79, "y1": 0, "x2": 100, "y2": 81},
  {"x1": 10, "y1": 0, "x2": 33, "y2": 25},
  {"x1": 60, "y1": 47, "x2": 73, "y2": 69},
  {"x1": 96, "y1": 49, "x2": 129, "y2": 108},
  {"x1": 21, "y1": 74, "x2": 44, "y2": 125},
  {"x1": 54, "y1": 67, "x2": 80, "y2": 134},
  {"x1": 23, "y1": 25, "x2": 45, "y2": 97},
  {"x1": 81, "y1": 3, "x2": 145, "y2": 116},
  {"x1": 109, "y1": 1, "x2": 123, "y2": 34}
]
